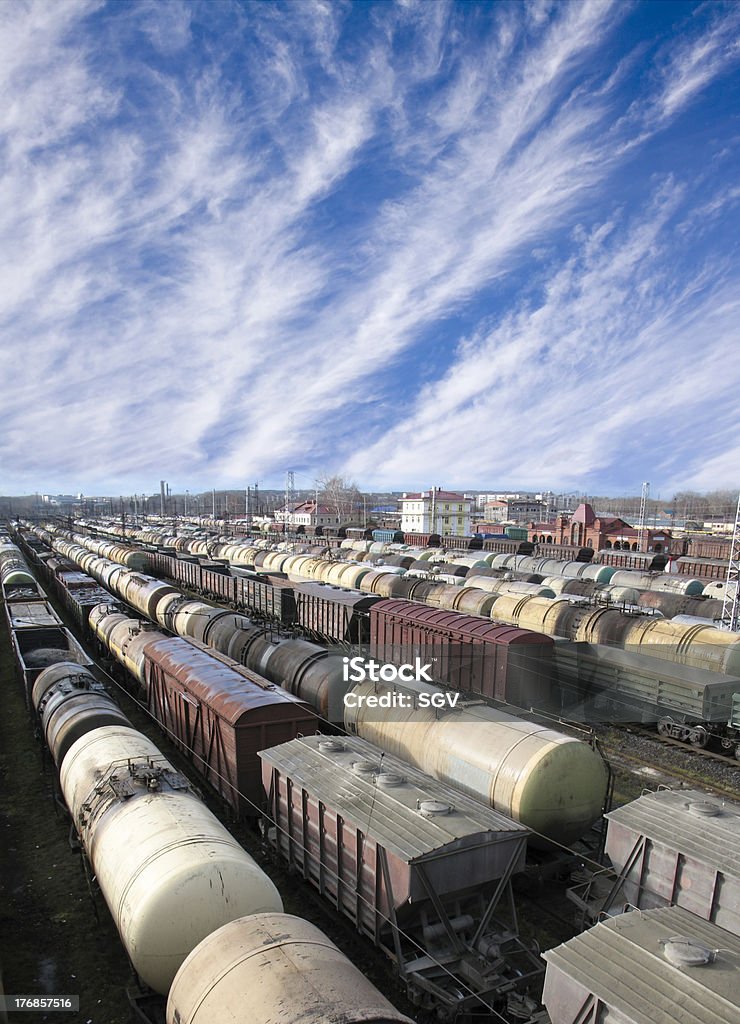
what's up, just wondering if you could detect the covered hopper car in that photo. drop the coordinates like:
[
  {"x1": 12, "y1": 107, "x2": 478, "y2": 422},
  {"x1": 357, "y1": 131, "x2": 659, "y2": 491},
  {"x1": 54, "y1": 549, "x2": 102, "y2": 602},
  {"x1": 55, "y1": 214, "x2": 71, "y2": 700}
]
[
  {"x1": 260, "y1": 734, "x2": 542, "y2": 1018},
  {"x1": 542, "y1": 906, "x2": 740, "y2": 1024},
  {"x1": 567, "y1": 788, "x2": 740, "y2": 935}
]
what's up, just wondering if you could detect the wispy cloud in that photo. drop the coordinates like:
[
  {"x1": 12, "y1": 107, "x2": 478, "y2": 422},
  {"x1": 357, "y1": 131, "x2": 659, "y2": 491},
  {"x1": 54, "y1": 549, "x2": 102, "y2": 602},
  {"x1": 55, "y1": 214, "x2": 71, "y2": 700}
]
[
  {"x1": 653, "y1": 5, "x2": 740, "y2": 121},
  {"x1": 0, "y1": 0, "x2": 738, "y2": 495},
  {"x1": 346, "y1": 177, "x2": 740, "y2": 491}
]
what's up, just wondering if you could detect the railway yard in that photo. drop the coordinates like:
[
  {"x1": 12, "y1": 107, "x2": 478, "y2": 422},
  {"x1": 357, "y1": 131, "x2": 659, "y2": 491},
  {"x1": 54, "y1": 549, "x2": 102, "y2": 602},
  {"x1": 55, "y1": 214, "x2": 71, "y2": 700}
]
[
  {"x1": 5, "y1": 5, "x2": 740, "y2": 1024},
  {"x1": 0, "y1": 518, "x2": 738, "y2": 1024}
]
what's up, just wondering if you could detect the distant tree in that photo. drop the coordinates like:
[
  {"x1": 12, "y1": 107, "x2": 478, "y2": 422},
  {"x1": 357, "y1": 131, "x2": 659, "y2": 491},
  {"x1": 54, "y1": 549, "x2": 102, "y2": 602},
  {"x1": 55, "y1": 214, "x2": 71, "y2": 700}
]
[
  {"x1": 704, "y1": 489, "x2": 738, "y2": 519},
  {"x1": 672, "y1": 491, "x2": 710, "y2": 520},
  {"x1": 317, "y1": 474, "x2": 363, "y2": 522}
]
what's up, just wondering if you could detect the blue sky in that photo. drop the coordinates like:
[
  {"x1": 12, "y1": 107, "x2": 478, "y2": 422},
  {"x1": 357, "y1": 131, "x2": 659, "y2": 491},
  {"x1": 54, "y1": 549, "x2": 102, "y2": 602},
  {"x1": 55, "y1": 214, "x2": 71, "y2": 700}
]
[{"x1": 1, "y1": 0, "x2": 739, "y2": 498}]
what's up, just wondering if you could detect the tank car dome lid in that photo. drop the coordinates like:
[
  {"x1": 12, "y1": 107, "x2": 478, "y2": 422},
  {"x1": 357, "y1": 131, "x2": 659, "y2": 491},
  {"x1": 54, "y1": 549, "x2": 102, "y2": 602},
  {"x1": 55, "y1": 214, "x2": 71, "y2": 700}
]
[
  {"x1": 542, "y1": 907, "x2": 739, "y2": 1024},
  {"x1": 259, "y1": 733, "x2": 528, "y2": 861},
  {"x1": 663, "y1": 936, "x2": 714, "y2": 967},
  {"x1": 140, "y1": 635, "x2": 313, "y2": 724},
  {"x1": 605, "y1": 789, "x2": 740, "y2": 879}
]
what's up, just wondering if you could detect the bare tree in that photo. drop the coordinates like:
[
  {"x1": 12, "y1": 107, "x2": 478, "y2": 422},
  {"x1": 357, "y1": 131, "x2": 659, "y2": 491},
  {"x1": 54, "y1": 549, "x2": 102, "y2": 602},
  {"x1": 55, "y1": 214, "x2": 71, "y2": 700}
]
[{"x1": 317, "y1": 474, "x2": 363, "y2": 522}]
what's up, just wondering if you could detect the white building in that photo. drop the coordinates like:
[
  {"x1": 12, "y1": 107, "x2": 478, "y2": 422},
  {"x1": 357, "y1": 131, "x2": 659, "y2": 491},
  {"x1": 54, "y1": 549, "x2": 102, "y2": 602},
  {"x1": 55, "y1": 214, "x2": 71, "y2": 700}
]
[
  {"x1": 476, "y1": 491, "x2": 530, "y2": 508},
  {"x1": 399, "y1": 489, "x2": 472, "y2": 537}
]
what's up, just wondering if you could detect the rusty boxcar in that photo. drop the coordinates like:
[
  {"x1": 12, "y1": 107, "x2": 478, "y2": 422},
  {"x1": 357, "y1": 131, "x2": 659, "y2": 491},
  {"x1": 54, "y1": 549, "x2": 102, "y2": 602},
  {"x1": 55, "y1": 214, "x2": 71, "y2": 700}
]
[
  {"x1": 142, "y1": 635, "x2": 317, "y2": 816},
  {"x1": 293, "y1": 582, "x2": 380, "y2": 645},
  {"x1": 369, "y1": 598, "x2": 554, "y2": 710}
]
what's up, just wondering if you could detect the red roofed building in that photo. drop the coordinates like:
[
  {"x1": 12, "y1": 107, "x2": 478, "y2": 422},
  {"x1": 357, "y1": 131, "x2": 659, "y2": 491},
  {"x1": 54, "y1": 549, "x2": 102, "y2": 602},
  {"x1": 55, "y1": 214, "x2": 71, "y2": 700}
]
[
  {"x1": 527, "y1": 503, "x2": 672, "y2": 553},
  {"x1": 399, "y1": 488, "x2": 472, "y2": 537},
  {"x1": 275, "y1": 500, "x2": 341, "y2": 528}
]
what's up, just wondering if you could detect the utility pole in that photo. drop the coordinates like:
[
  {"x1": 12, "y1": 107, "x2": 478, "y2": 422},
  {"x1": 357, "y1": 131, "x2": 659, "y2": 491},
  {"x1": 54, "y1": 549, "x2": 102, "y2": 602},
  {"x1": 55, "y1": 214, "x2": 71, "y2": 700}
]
[
  {"x1": 637, "y1": 481, "x2": 650, "y2": 551},
  {"x1": 160, "y1": 480, "x2": 166, "y2": 517},
  {"x1": 719, "y1": 492, "x2": 740, "y2": 632},
  {"x1": 212, "y1": 488, "x2": 216, "y2": 518}
]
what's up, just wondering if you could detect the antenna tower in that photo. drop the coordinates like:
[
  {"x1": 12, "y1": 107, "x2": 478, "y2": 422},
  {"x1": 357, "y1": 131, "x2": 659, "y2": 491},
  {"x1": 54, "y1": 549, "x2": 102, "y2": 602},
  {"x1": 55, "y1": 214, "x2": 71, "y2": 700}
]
[
  {"x1": 285, "y1": 471, "x2": 295, "y2": 522},
  {"x1": 720, "y1": 492, "x2": 740, "y2": 632}
]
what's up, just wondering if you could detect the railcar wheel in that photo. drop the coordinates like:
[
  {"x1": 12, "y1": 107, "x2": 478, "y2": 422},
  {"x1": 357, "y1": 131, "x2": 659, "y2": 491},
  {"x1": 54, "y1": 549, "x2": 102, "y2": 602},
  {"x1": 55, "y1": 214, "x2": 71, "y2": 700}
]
[
  {"x1": 657, "y1": 718, "x2": 672, "y2": 737},
  {"x1": 688, "y1": 726, "x2": 708, "y2": 748}
]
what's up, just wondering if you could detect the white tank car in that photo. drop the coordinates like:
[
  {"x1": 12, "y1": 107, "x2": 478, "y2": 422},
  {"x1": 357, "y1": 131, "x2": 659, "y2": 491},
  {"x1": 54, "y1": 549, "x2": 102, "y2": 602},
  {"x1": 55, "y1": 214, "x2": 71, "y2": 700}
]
[{"x1": 59, "y1": 725, "x2": 282, "y2": 994}]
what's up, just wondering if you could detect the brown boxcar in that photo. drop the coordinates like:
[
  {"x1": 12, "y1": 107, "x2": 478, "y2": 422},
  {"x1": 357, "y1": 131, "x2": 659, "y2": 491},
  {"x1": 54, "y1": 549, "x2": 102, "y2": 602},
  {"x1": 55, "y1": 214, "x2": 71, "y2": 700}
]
[
  {"x1": 402, "y1": 532, "x2": 442, "y2": 547},
  {"x1": 533, "y1": 544, "x2": 594, "y2": 562},
  {"x1": 200, "y1": 566, "x2": 237, "y2": 604},
  {"x1": 593, "y1": 549, "x2": 667, "y2": 571},
  {"x1": 235, "y1": 572, "x2": 296, "y2": 624},
  {"x1": 481, "y1": 538, "x2": 534, "y2": 555},
  {"x1": 370, "y1": 599, "x2": 554, "y2": 710},
  {"x1": 142, "y1": 635, "x2": 316, "y2": 816},
  {"x1": 150, "y1": 552, "x2": 202, "y2": 591},
  {"x1": 688, "y1": 536, "x2": 733, "y2": 560},
  {"x1": 293, "y1": 582, "x2": 380, "y2": 645},
  {"x1": 673, "y1": 556, "x2": 729, "y2": 581}
]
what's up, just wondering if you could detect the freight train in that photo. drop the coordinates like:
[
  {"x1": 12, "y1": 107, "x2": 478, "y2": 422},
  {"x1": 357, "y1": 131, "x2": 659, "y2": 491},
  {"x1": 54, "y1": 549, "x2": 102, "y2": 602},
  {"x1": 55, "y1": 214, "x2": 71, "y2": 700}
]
[
  {"x1": 140, "y1": 540, "x2": 740, "y2": 686},
  {"x1": 28, "y1": 528, "x2": 556, "y2": 714},
  {"x1": 18, "y1": 525, "x2": 740, "y2": 757},
  {"x1": 87, "y1": 603, "x2": 605, "y2": 845},
  {"x1": 10, "y1": 526, "x2": 737, "y2": 1023},
  {"x1": 1, "y1": 551, "x2": 417, "y2": 1024},
  {"x1": 68, "y1": 511, "x2": 738, "y2": 582},
  {"x1": 15, "y1": 526, "x2": 608, "y2": 845},
  {"x1": 4, "y1": 549, "x2": 554, "y2": 1021}
]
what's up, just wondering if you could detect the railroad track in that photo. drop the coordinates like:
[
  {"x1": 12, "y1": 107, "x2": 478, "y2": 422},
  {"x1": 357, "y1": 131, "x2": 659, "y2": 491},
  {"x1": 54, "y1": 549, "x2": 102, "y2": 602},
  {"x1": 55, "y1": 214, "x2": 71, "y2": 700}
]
[
  {"x1": 598, "y1": 727, "x2": 739, "y2": 801},
  {"x1": 626, "y1": 725, "x2": 740, "y2": 768}
]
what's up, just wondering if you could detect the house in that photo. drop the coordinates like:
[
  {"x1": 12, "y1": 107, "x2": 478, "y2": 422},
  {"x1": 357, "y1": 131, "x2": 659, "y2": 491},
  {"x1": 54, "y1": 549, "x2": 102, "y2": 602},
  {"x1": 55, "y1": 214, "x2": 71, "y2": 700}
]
[{"x1": 274, "y1": 500, "x2": 341, "y2": 528}]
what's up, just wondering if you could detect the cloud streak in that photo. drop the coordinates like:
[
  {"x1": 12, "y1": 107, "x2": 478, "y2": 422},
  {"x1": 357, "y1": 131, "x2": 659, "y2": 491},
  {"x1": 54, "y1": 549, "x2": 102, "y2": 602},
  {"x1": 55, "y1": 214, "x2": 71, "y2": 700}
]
[{"x1": 0, "y1": 0, "x2": 738, "y2": 496}]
